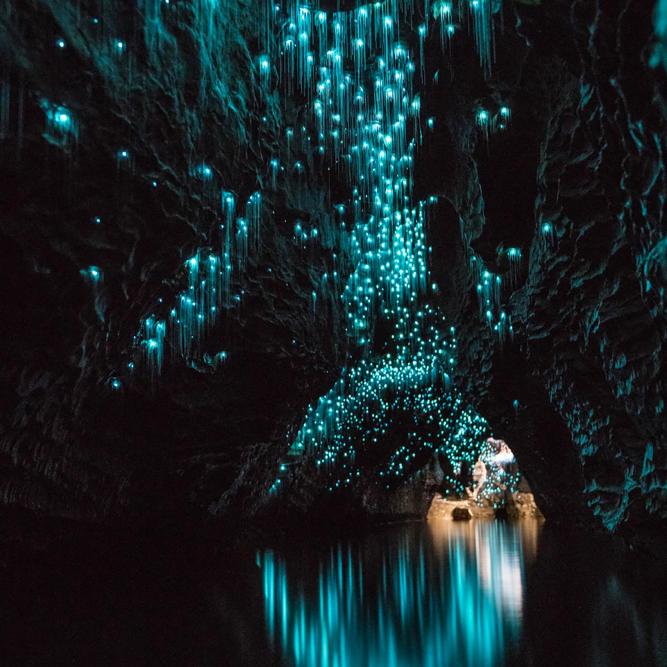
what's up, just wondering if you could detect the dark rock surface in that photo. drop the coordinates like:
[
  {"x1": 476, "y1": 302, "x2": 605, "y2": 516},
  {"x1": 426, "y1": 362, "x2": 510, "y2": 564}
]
[
  {"x1": 0, "y1": 0, "x2": 348, "y2": 522},
  {"x1": 0, "y1": 1, "x2": 665, "y2": 545},
  {"x1": 451, "y1": 506, "x2": 472, "y2": 521},
  {"x1": 413, "y1": 0, "x2": 666, "y2": 541}
]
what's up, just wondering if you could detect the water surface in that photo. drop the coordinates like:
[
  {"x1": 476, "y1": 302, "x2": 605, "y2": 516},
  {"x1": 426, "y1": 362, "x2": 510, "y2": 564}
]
[
  {"x1": 2, "y1": 519, "x2": 666, "y2": 666},
  {"x1": 259, "y1": 520, "x2": 538, "y2": 667}
]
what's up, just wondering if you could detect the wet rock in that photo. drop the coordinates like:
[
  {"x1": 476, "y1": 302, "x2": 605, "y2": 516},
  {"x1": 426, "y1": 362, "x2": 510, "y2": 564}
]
[{"x1": 451, "y1": 507, "x2": 473, "y2": 521}]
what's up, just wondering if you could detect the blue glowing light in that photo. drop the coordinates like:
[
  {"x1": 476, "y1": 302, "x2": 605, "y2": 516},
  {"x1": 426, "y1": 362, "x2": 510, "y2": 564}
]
[
  {"x1": 195, "y1": 163, "x2": 213, "y2": 180},
  {"x1": 132, "y1": 190, "x2": 262, "y2": 369},
  {"x1": 41, "y1": 101, "x2": 78, "y2": 146},
  {"x1": 476, "y1": 108, "x2": 490, "y2": 138},
  {"x1": 81, "y1": 265, "x2": 102, "y2": 283},
  {"x1": 128, "y1": 0, "x2": 511, "y2": 494},
  {"x1": 259, "y1": 54, "x2": 271, "y2": 86},
  {"x1": 55, "y1": 111, "x2": 70, "y2": 126}
]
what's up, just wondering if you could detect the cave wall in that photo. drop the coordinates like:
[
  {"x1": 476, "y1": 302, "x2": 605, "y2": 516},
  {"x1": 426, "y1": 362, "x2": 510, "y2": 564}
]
[
  {"x1": 0, "y1": 0, "x2": 349, "y2": 522},
  {"x1": 420, "y1": 0, "x2": 666, "y2": 536},
  {"x1": 498, "y1": 0, "x2": 666, "y2": 535},
  {"x1": 0, "y1": 0, "x2": 665, "y2": 540}
]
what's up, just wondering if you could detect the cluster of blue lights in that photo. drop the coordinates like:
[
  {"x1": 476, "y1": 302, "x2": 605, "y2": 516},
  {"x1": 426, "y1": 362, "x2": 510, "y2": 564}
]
[
  {"x1": 476, "y1": 104, "x2": 511, "y2": 139},
  {"x1": 57, "y1": 0, "x2": 518, "y2": 495},
  {"x1": 269, "y1": 304, "x2": 489, "y2": 493},
  {"x1": 135, "y1": 191, "x2": 261, "y2": 374},
  {"x1": 120, "y1": 0, "x2": 506, "y2": 380},
  {"x1": 254, "y1": 0, "x2": 511, "y2": 493},
  {"x1": 468, "y1": 255, "x2": 514, "y2": 342}
]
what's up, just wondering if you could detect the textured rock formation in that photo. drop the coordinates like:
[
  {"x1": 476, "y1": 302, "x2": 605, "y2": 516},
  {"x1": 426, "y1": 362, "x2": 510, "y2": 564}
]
[
  {"x1": 385, "y1": 0, "x2": 666, "y2": 542},
  {"x1": 469, "y1": 0, "x2": 667, "y2": 537},
  {"x1": 0, "y1": 0, "x2": 665, "y2": 545},
  {"x1": 0, "y1": 0, "x2": 348, "y2": 522}
]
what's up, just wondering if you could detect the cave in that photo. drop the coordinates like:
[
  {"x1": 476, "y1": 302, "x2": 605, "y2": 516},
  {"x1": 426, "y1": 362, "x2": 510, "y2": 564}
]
[{"x1": 1, "y1": 0, "x2": 666, "y2": 665}]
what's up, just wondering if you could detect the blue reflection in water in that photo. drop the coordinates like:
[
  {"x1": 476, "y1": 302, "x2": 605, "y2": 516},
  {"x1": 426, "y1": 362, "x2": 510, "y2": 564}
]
[{"x1": 258, "y1": 520, "x2": 541, "y2": 667}]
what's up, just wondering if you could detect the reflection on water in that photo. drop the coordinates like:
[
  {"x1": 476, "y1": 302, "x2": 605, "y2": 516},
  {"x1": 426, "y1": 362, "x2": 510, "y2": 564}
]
[
  {"x1": 258, "y1": 521, "x2": 542, "y2": 667},
  {"x1": 2, "y1": 520, "x2": 667, "y2": 666}
]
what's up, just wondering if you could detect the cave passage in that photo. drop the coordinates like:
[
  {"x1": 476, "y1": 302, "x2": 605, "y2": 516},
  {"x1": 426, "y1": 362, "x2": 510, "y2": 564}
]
[{"x1": 1, "y1": 0, "x2": 666, "y2": 665}]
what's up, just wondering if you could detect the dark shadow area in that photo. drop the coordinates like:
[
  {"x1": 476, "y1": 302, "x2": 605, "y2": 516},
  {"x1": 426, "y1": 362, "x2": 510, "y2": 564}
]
[
  {"x1": 472, "y1": 102, "x2": 540, "y2": 263},
  {"x1": 519, "y1": 526, "x2": 667, "y2": 667}
]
